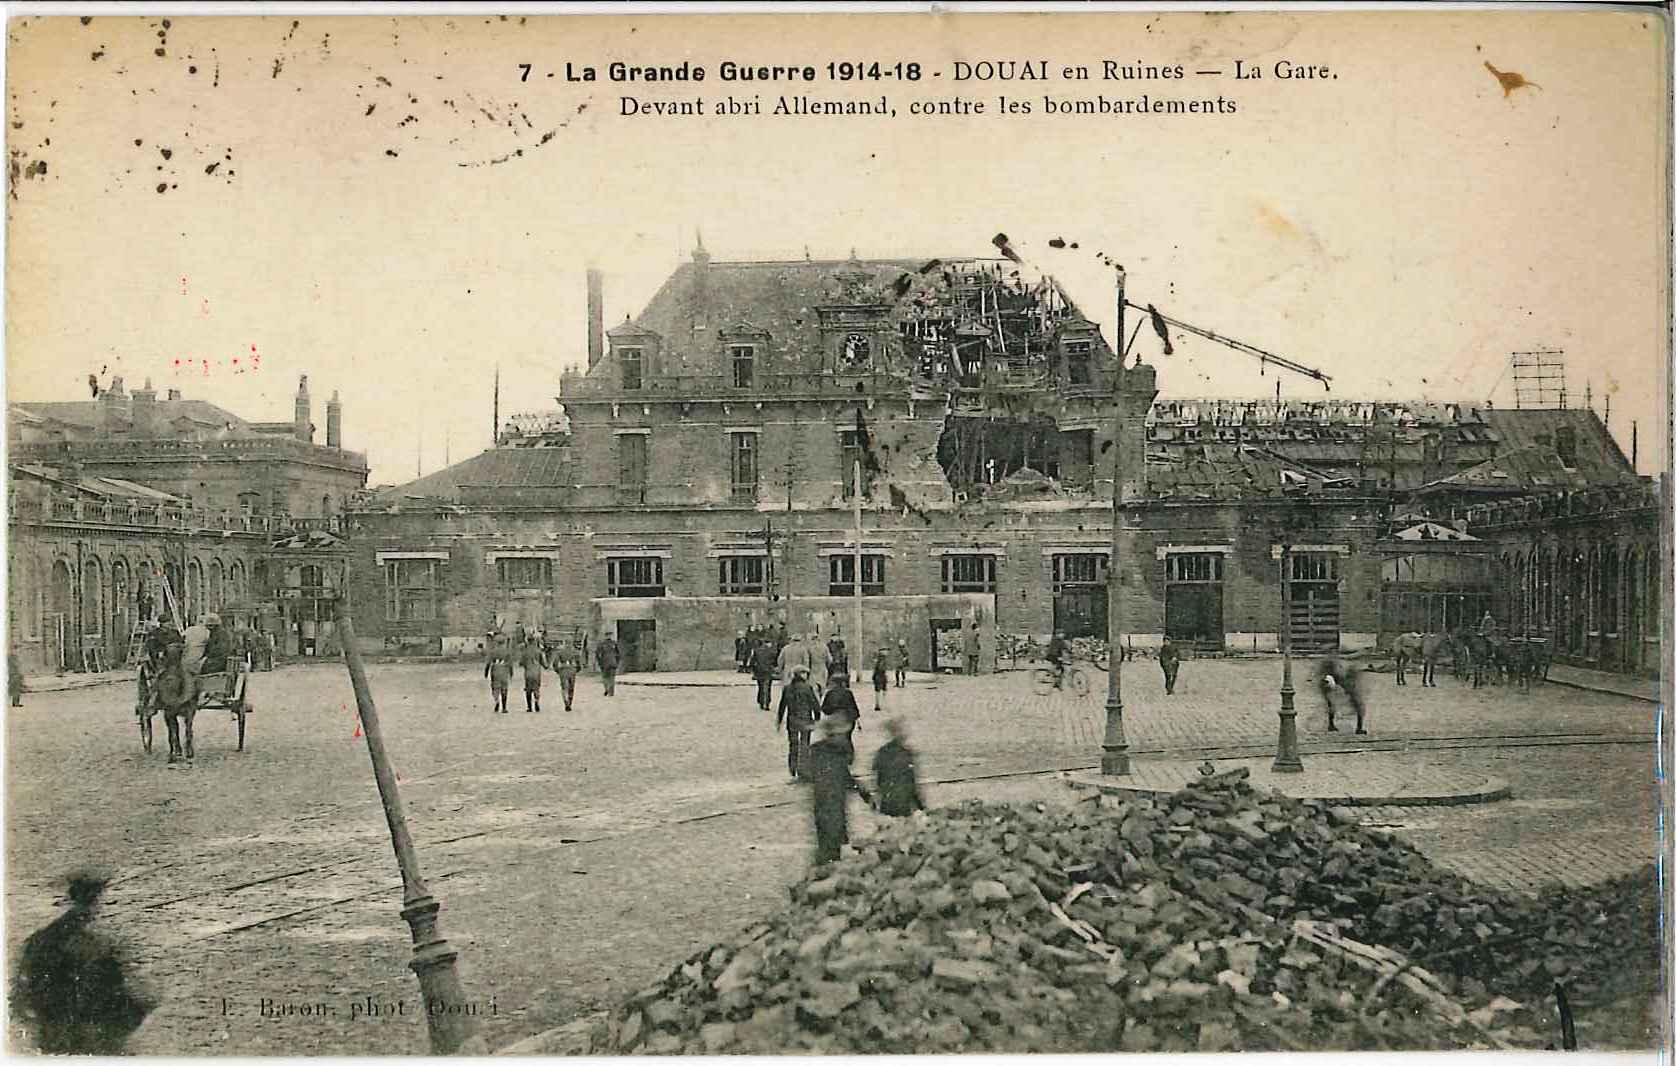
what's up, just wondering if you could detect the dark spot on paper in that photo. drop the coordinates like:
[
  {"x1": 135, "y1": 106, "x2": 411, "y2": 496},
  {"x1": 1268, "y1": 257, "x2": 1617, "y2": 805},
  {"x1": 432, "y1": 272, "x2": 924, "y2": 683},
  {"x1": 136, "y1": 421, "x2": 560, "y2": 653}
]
[
  {"x1": 376, "y1": 75, "x2": 391, "y2": 87},
  {"x1": 365, "y1": 103, "x2": 376, "y2": 116},
  {"x1": 155, "y1": 182, "x2": 167, "y2": 194},
  {"x1": 385, "y1": 149, "x2": 399, "y2": 157},
  {"x1": 283, "y1": 19, "x2": 298, "y2": 42},
  {"x1": 90, "y1": 50, "x2": 104, "y2": 61},
  {"x1": 188, "y1": 65, "x2": 197, "y2": 74},
  {"x1": 24, "y1": 159, "x2": 46, "y2": 179},
  {"x1": 80, "y1": 15, "x2": 90, "y2": 24},
  {"x1": 160, "y1": 147, "x2": 171, "y2": 160},
  {"x1": 204, "y1": 162, "x2": 218, "y2": 175},
  {"x1": 1048, "y1": 237, "x2": 1067, "y2": 249},
  {"x1": 162, "y1": 18, "x2": 171, "y2": 29},
  {"x1": 538, "y1": 130, "x2": 554, "y2": 145},
  {"x1": 272, "y1": 57, "x2": 283, "y2": 79},
  {"x1": 154, "y1": 48, "x2": 165, "y2": 58},
  {"x1": 1485, "y1": 61, "x2": 1540, "y2": 98}
]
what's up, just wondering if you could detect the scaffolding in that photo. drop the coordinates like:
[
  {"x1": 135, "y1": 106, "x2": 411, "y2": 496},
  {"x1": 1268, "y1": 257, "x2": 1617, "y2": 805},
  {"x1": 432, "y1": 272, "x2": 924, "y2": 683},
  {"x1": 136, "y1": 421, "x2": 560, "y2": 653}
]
[{"x1": 1511, "y1": 349, "x2": 1568, "y2": 409}]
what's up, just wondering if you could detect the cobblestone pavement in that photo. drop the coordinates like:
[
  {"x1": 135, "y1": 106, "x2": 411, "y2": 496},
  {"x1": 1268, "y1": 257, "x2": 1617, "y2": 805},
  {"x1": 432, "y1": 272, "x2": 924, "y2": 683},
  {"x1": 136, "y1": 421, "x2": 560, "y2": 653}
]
[{"x1": 3, "y1": 660, "x2": 1660, "y2": 1054}]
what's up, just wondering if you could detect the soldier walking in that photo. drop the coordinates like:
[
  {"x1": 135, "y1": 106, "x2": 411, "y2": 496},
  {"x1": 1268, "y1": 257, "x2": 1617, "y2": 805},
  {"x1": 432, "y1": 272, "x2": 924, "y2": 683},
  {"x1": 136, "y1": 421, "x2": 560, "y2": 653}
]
[
  {"x1": 519, "y1": 634, "x2": 547, "y2": 713},
  {"x1": 1158, "y1": 636, "x2": 1182, "y2": 695},
  {"x1": 484, "y1": 636, "x2": 513, "y2": 714},
  {"x1": 895, "y1": 638, "x2": 909, "y2": 688},
  {"x1": 871, "y1": 717, "x2": 926, "y2": 817},
  {"x1": 750, "y1": 635, "x2": 779, "y2": 712},
  {"x1": 596, "y1": 632, "x2": 621, "y2": 697},
  {"x1": 551, "y1": 636, "x2": 583, "y2": 712},
  {"x1": 776, "y1": 666, "x2": 821, "y2": 780}
]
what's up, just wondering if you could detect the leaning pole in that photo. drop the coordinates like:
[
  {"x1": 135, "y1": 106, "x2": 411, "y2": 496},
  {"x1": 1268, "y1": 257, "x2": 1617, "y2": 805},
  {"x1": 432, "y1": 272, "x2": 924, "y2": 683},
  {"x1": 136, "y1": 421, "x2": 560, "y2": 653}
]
[{"x1": 337, "y1": 605, "x2": 483, "y2": 1054}]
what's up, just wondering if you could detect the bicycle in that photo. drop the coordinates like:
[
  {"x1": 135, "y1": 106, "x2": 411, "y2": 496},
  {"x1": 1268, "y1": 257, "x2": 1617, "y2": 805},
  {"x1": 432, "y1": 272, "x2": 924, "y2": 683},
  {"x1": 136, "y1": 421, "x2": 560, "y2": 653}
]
[{"x1": 1031, "y1": 660, "x2": 1090, "y2": 697}]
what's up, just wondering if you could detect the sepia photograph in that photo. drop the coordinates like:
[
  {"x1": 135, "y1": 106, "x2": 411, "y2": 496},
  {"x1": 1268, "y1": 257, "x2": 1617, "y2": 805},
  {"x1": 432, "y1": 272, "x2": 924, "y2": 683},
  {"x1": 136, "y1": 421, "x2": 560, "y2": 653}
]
[{"x1": 3, "y1": 4, "x2": 1670, "y2": 1056}]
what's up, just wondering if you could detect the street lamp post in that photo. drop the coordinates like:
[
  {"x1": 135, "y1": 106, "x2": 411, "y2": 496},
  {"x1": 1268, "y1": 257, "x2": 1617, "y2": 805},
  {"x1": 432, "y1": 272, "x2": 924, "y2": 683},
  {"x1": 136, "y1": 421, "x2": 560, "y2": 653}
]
[
  {"x1": 336, "y1": 607, "x2": 481, "y2": 1054},
  {"x1": 1102, "y1": 280, "x2": 1131, "y2": 777},
  {"x1": 1273, "y1": 541, "x2": 1304, "y2": 772}
]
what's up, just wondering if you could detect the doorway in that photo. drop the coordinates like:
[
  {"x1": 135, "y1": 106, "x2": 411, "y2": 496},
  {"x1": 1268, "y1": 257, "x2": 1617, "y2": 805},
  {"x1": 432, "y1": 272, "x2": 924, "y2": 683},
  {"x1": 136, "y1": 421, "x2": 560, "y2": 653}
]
[
  {"x1": 617, "y1": 619, "x2": 658, "y2": 673},
  {"x1": 928, "y1": 619, "x2": 962, "y2": 673}
]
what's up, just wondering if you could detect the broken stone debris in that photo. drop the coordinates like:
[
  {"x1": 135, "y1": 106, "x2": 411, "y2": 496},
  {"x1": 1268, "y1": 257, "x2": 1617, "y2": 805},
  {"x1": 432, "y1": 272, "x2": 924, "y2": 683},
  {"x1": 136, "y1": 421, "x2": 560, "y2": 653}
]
[{"x1": 590, "y1": 775, "x2": 1660, "y2": 1054}]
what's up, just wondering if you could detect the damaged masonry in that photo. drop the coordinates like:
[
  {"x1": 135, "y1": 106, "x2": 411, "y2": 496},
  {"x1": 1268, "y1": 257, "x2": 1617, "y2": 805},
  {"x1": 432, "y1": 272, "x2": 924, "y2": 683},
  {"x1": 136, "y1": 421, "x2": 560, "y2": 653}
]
[{"x1": 346, "y1": 241, "x2": 1651, "y2": 677}]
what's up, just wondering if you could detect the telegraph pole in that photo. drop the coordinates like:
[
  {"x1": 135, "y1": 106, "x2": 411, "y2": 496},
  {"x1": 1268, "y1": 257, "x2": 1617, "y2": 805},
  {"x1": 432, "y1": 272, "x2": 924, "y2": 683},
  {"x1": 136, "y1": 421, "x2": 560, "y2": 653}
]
[
  {"x1": 853, "y1": 460, "x2": 864, "y2": 681},
  {"x1": 1102, "y1": 273, "x2": 1132, "y2": 777}
]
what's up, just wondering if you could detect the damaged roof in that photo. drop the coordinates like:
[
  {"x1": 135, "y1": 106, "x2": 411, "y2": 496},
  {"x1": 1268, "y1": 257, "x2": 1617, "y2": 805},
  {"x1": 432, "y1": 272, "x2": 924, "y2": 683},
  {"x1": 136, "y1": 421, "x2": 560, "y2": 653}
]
[
  {"x1": 367, "y1": 447, "x2": 572, "y2": 506},
  {"x1": 11, "y1": 397, "x2": 256, "y2": 439},
  {"x1": 589, "y1": 253, "x2": 1049, "y2": 378},
  {"x1": 1146, "y1": 444, "x2": 1354, "y2": 498},
  {"x1": 1413, "y1": 442, "x2": 1641, "y2": 496},
  {"x1": 11, "y1": 462, "x2": 185, "y2": 502}
]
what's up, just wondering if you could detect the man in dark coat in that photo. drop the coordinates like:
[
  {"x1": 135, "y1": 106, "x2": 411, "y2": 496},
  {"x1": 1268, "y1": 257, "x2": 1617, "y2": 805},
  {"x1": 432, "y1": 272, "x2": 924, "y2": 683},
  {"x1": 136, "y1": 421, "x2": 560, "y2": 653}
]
[
  {"x1": 871, "y1": 717, "x2": 926, "y2": 817},
  {"x1": 1158, "y1": 636, "x2": 1182, "y2": 695},
  {"x1": 735, "y1": 631, "x2": 750, "y2": 672},
  {"x1": 776, "y1": 666, "x2": 821, "y2": 779},
  {"x1": 820, "y1": 674, "x2": 862, "y2": 747},
  {"x1": 826, "y1": 635, "x2": 849, "y2": 685},
  {"x1": 11, "y1": 873, "x2": 154, "y2": 1055},
  {"x1": 596, "y1": 634, "x2": 621, "y2": 697},
  {"x1": 750, "y1": 636, "x2": 780, "y2": 712},
  {"x1": 805, "y1": 715, "x2": 874, "y2": 866},
  {"x1": 9, "y1": 648, "x2": 23, "y2": 707}
]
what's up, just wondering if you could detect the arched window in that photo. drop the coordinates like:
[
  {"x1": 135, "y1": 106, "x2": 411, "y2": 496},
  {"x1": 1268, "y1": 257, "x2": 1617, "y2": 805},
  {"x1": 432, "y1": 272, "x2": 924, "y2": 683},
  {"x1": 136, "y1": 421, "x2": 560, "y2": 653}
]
[
  {"x1": 209, "y1": 559, "x2": 225, "y2": 613},
  {"x1": 187, "y1": 559, "x2": 204, "y2": 623},
  {"x1": 229, "y1": 560, "x2": 247, "y2": 605},
  {"x1": 82, "y1": 556, "x2": 104, "y2": 644},
  {"x1": 1600, "y1": 546, "x2": 1620, "y2": 638}
]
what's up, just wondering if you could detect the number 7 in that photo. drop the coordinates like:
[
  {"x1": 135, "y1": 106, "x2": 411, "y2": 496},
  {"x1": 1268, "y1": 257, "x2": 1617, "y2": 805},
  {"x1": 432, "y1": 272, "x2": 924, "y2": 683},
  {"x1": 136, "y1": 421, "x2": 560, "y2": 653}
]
[{"x1": 518, "y1": 63, "x2": 532, "y2": 82}]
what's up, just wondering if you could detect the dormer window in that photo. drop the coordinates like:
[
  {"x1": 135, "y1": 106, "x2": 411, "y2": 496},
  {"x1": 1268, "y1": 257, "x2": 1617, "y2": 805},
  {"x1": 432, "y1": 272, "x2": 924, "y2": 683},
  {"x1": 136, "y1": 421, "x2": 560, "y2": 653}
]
[
  {"x1": 1065, "y1": 340, "x2": 1092, "y2": 385},
  {"x1": 731, "y1": 344, "x2": 756, "y2": 389},
  {"x1": 619, "y1": 347, "x2": 643, "y2": 391},
  {"x1": 1555, "y1": 425, "x2": 1578, "y2": 469}
]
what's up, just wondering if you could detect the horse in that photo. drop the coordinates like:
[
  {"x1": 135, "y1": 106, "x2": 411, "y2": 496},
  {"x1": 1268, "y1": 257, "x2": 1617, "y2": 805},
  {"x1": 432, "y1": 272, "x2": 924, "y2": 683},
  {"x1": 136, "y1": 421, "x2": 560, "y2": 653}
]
[
  {"x1": 151, "y1": 644, "x2": 198, "y2": 764},
  {"x1": 1393, "y1": 631, "x2": 1449, "y2": 687},
  {"x1": 1448, "y1": 628, "x2": 1476, "y2": 683}
]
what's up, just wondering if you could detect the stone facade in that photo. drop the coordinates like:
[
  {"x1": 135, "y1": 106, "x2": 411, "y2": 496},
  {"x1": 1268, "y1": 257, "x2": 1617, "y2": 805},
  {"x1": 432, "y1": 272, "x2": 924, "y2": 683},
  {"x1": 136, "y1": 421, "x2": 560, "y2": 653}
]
[
  {"x1": 7, "y1": 377, "x2": 367, "y2": 672},
  {"x1": 1458, "y1": 482, "x2": 1663, "y2": 677}
]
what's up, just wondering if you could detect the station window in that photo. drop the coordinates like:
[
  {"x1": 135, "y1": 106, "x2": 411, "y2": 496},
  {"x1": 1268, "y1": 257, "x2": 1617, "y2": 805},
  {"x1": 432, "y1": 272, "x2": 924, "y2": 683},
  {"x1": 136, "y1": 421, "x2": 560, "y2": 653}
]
[
  {"x1": 718, "y1": 556, "x2": 766, "y2": 596},
  {"x1": 619, "y1": 347, "x2": 643, "y2": 391},
  {"x1": 829, "y1": 555, "x2": 885, "y2": 596},
  {"x1": 941, "y1": 554, "x2": 998, "y2": 594},
  {"x1": 606, "y1": 557, "x2": 665, "y2": 598},
  {"x1": 384, "y1": 559, "x2": 440, "y2": 622},
  {"x1": 731, "y1": 344, "x2": 756, "y2": 389}
]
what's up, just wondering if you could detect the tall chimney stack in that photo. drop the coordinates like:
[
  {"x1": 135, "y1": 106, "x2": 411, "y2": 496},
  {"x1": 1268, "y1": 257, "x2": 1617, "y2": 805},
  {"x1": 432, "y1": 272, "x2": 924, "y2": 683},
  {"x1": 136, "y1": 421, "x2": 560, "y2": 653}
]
[
  {"x1": 326, "y1": 389, "x2": 342, "y2": 448},
  {"x1": 295, "y1": 374, "x2": 312, "y2": 442},
  {"x1": 586, "y1": 268, "x2": 604, "y2": 371},
  {"x1": 131, "y1": 378, "x2": 157, "y2": 436}
]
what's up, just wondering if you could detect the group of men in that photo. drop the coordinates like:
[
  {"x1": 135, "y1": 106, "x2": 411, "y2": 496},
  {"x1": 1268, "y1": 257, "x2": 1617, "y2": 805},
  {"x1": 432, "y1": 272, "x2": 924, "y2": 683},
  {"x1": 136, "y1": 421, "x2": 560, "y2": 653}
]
[
  {"x1": 482, "y1": 627, "x2": 586, "y2": 713},
  {"x1": 742, "y1": 624, "x2": 911, "y2": 715}
]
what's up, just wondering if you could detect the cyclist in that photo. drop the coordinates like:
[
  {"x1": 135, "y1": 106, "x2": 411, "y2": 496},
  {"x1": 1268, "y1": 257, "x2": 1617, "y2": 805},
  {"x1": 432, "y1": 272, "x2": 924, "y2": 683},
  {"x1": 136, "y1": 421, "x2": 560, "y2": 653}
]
[{"x1": 1044, "y1": 631, "x2": 1069, "y2": 690}]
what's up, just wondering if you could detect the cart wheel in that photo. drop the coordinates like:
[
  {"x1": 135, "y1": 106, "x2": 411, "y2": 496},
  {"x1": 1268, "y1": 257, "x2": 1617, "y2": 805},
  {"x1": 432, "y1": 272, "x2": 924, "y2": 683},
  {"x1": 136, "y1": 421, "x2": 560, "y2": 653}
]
[
  {"x1": 139, "y1": 713, "x2": 154, "y2": 753},
  {"x1": 236, "y1": 704, "x2": 247, "y2": 752}
]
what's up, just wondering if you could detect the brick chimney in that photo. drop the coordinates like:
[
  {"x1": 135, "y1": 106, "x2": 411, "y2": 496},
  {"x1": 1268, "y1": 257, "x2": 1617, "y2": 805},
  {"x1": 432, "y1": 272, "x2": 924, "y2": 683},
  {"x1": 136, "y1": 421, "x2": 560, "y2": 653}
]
[
  {"x1": 131, "y1": 378, "x2": 157, "y2": 436},
  {"x1": 294, "y1": 374, "x2": 312, "y2": 442},
  {"x1": 586, "y1": 268, "x2": 604, "y2": 370},
  {"x1": 326, "y1": 389, "x2": 342, "y2": 448},
  {"x1": 99, "y1": 376, "x2": 129, "y2": 433}
]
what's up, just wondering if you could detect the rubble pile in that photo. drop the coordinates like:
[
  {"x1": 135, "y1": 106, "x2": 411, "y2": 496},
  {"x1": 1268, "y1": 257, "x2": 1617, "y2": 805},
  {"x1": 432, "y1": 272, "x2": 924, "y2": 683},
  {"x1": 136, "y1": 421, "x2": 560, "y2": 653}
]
[{"x1": 590, "y1": 775, "x2": 1660, "y2": 1054}]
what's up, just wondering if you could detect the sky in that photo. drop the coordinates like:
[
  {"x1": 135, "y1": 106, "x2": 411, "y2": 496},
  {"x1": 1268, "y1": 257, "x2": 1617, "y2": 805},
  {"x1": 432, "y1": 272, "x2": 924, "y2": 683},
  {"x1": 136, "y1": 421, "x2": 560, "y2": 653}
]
[{"x1": 6, "y1": 10, "x2": 1669, "y2": 485}]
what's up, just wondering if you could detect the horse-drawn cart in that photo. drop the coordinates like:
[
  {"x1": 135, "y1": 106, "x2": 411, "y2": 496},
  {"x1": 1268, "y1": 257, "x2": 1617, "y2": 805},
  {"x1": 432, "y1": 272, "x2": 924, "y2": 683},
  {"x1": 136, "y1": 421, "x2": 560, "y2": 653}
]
[{"x1": 136, "y1": 660, "x2": 253, "y2": 757}]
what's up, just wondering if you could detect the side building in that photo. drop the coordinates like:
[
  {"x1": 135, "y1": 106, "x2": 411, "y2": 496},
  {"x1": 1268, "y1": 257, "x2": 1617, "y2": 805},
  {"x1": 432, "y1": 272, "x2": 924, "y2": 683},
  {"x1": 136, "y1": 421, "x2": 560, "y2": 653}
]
[{"x1": 7, "y1": 376, "x2": 368, "y2": 672}]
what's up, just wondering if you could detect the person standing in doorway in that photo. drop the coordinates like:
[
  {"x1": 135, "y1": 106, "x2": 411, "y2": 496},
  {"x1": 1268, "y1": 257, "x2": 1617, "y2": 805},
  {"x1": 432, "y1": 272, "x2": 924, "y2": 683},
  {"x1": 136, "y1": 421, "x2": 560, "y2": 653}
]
[
  {"x1": 552, "y1": 636, "x2": 582, "y2": 712},
  {"x1": 776, "y1": 666, "x2": 821, "y2": 780},
  {"x1": 751, "y1": 635, "x2": 780, "y2": 712},
  {"x1": 519, "y1": 634, "x2": 547, "y2": 713},
  {"x1": 895, "y1": 638, "x2": 909, "y2": 688},
  {"x1": 735, "y1": 631, "x2": 750, "y2": 673},
  {"x1": 1158, "y1": 636, "x2": 1182, "y2": 695},
  {"x1": 484, "y1": 636, "x2": 513, "y2": 714},
  {"x1": 596, "y1": 632, "x2": 621, "y2": 697},
  {"x1": 871, "y1": 647, "x2": 889, "y2": 714},
  {"x1": 963, "y1": 619, "x2": 981, "y2": 676}
]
